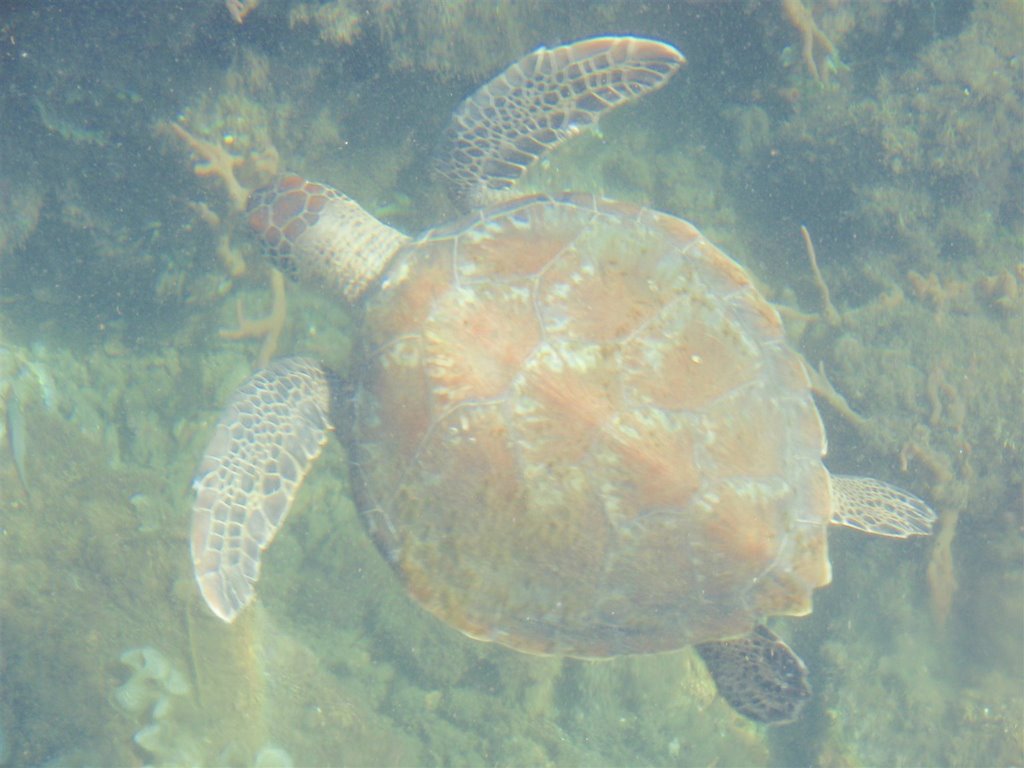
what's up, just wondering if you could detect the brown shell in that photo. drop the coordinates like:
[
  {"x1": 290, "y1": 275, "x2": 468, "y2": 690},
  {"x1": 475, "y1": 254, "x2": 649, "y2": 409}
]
[{"x1": 350, "y1": 193, "x2": 831, "y2": 657}]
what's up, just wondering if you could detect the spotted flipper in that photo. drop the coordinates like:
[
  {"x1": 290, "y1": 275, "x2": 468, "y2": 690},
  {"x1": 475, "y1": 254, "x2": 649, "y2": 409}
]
[
  {"x1": 191, "y1": 358, "x2": 334, "y2": 622},
  {"x1": 437, "y1": 36, "x2": 685, "y2": 209},
  {"x1": 695, "y1": 624, "x2": 811, "y2": 725},
  {"x1": 830, "y1": 474, "x2": 937, "y2": 538}
]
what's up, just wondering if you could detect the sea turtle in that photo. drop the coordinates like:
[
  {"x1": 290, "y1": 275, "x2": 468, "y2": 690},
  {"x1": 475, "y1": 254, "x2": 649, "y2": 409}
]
[{"x1": 190, "y1": 36, "x2": 936, "y2": 724}]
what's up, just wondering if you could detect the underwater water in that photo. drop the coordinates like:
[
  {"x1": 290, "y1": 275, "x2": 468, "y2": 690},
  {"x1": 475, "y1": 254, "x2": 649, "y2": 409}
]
[{"x1": 0, "y1": 1, "x2": 1021, "y2": 766}]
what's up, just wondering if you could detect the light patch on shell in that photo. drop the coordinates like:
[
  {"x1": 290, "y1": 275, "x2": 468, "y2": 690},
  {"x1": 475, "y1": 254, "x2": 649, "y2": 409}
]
[
  {"x1": 528, "y1": 343, "x2": 565, "y2": 374},
  {"x1": 381, "y1": 337, "x2": 422, "y2": 370},
  {"x1": 444, "y1": 410, "x2": 476, "y2": 444},
  {"x1": 422, "y1": 282, "x2": 542, "y2": 410},
  {"x1": 379, "y1": 258, "x2": 414, "y2": 292},
  {"x1": 620, "y1": 289, "x2": 762, "y2": 412},
  {"x1": 522, "y1": 457, "x2": 587, "y2": 493},
  {"x1": 569, "y1": 260, "x2": 598, "y2": 282},
  {"x1": 543, "y1": 339, "x2": 609, "y2": 374},
  {"x1": 546, "y1": 281, "x2": 572, "y2": 300}
]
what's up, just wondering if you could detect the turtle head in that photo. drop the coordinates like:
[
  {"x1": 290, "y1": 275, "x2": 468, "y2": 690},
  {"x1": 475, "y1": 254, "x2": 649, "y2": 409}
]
[{"x1": 246, "y1": 175, "x2": 410, "y2": 303}]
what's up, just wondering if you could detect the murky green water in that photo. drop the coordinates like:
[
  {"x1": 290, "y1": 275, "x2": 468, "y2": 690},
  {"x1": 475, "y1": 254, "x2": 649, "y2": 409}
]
[{"x1": 1, "y1": 2, "x2": 1021, "y2": 766}]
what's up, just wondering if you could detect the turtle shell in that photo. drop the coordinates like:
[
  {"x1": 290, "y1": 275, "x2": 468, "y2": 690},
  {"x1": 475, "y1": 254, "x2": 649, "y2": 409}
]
[{"x1": 350, "y1": 192, "x2": 832, "y2": 657}]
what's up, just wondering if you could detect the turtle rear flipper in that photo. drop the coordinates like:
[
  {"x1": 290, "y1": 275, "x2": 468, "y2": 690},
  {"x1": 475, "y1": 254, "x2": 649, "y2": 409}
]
[
  {"x1": 695, "y1": 624, "x2": 811, "y2": 725},
  {"x1": 191, "y1": 357, "x2": 334, "y2": 622},
  {"x1": 437, "y1": 36, "x2": 685, "y2": 209},
  {"x1": 830, "y1": 474, "x2": 937, "y2": 538}
]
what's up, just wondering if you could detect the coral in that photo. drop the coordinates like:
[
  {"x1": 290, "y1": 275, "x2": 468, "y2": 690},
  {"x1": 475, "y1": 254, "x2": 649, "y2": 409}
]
[
  {"x1": 220, "y1": 269, "x2": 288, "y2": 369},
  {"x1": 254, "y1": 745, "x2": 295, "y2": 767},
  {"x1": 164, "y1": 122, "x2": 250, "y2": 213},
  {"x1": 907, "y1": 265, "x2": 1024, "y2": 317},
  {"x1": 925, "y1": 504, "x2": 959, "y2": 627},
  {"x1": 781, "y1": 0, "x2": 838, "y2": 83},
  {"x1": 110, "y1": 647, "x2": 190, "y2": 718},
  {"x1": 187, "y1": 200, "x2": 247, "y2": 278},
  {"x1": 289, "y1": 0, "x2": 364, "y2": 45},
  {"x1": 0, "y1": 344, "x2": 61, "y2": 468},
  {"x1": 226, "y1": 0, "x2": 260, "y2": 25},
  {"x1": 159, "y1": 44, "x2": 304, "y2": 375},
  {"x1": 372, "y1": 0, "x2": 551, "y2": 81},
  {"x1": 975, "y1": 266, "x2": 1023, "y2": 313},
  {"x1": 865, "y1": 1, "x2": 1022, "y2": 270},
  {"x1": 4, "y1": 387, "x2": 30, "y2": 501},
  {"x1": 163, "y1": 118, "x2": 280, "y2": 211},
  {"x1": 807, "y1": 362, "x2": 869, "y2": 433},
  {"x1": 801, "y1": 225, "x2": 840, "y2": 326},
  {"x1": 163, "y1": 117, "x2": 280, "y2": 280},
  {"x1": 0, "y1": 176, "x2": 44, "y2": 262},
  {"x1": 110, "y1": 647, "x2": 206, "y2": 764}
]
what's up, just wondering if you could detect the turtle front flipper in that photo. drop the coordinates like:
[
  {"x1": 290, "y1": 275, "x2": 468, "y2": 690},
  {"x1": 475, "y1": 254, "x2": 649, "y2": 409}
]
[
  {"x1": 695, "y1": 625, "x2": 811, "y2": 725},
  {"x1": 191, "y1": 358, "x2": 335, "y2": 622},
  {"x1": 830, "y1": 474, "x2": 937, "y2": 538},
  {"x1": 437, "y1": 36, "x2": 685, "y2": 210}
]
